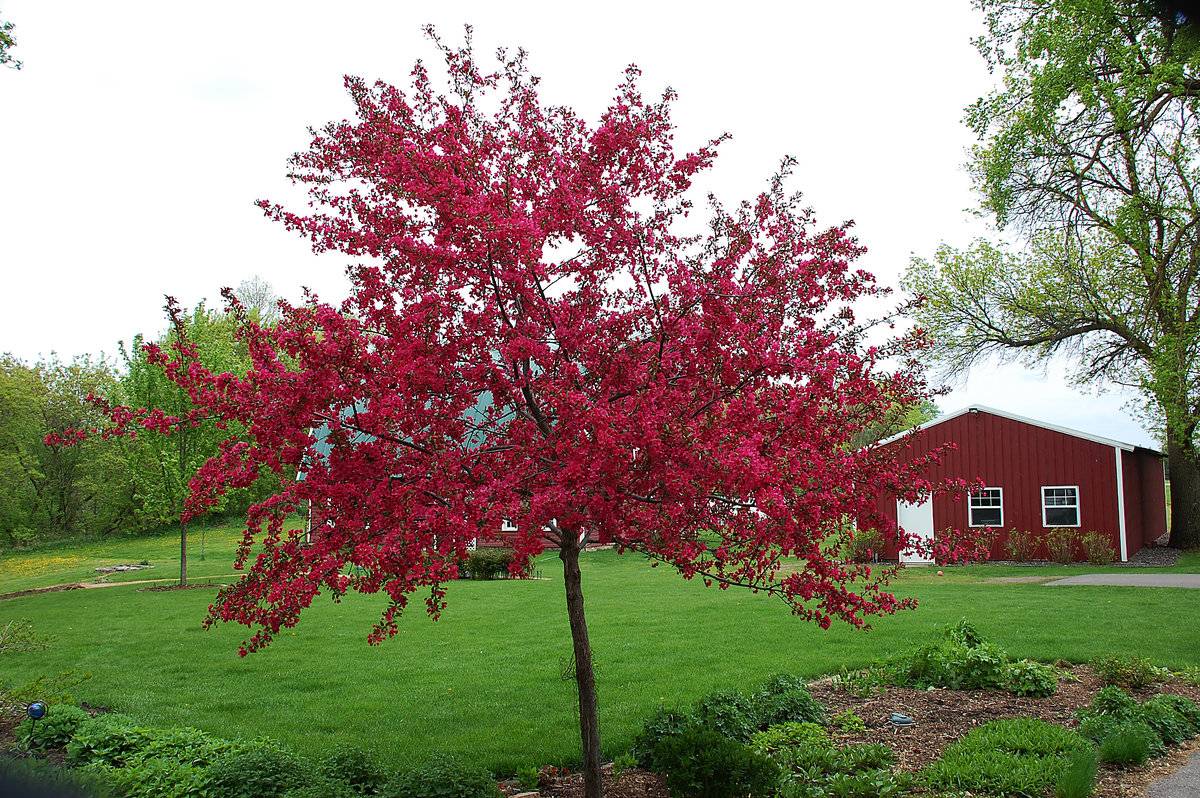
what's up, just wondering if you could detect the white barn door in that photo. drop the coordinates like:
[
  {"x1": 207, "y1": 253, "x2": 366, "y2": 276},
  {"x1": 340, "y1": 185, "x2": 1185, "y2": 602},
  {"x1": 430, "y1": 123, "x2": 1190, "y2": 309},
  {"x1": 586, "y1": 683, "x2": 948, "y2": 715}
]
[{"x1": 896, "y1": 498, "x2": 934, "y2": 565}]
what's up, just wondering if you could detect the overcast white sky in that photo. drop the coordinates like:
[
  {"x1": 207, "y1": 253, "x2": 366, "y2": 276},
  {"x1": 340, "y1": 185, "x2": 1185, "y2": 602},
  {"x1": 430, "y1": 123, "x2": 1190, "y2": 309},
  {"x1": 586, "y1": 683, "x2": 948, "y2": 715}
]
[{"x1": 0, "y1": 1, "x2": 1157, "y2": 447}]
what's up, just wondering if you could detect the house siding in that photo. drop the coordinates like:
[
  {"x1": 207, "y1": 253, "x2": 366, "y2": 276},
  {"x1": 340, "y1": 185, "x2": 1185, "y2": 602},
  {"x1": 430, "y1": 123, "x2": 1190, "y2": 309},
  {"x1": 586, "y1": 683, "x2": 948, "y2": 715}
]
[{"x1": 873, "y1": 409, "x2": 1163, "y2": 562}]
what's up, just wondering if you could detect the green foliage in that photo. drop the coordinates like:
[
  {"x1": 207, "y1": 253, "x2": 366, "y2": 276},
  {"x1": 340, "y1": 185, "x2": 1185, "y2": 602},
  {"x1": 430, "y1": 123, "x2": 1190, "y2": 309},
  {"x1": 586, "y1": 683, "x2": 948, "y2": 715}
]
[
  {"x1": 205, "y1": 740, "x2": 316, "y2": 798},
  {"x1": 515, "y1": 765, "x2": 540, "y2": 792},
  {"x1": 1055, "y1": 748, "x2": 1098, "y2": 798},
  {"x1": 631, "y1": 707, "x2": 694, "y2": 769},
  {"x1": 842, "y1": 527, "x2": 884, "y2": 564},
  {"x1": 1003, "y1": 659, "x2": 1060, "y2": 697},
  {"x1": 283, "y1": 782, "x2": 361, "y2": 798},
  {"x1": 1098, "y1": 724, "x2": 1155, "y2": 767},
  {"x1": 694, "y1": 690, "x2": 760, "y2": 743},
  {"x1": 612, "y1": 753, "x2": 638, "y2": 777},
  {"x1": 751, "y1": 674, "x2": 826, "y2": 728},
  {"x1": 1139, "y1": 695, "x2": 1197, "y2": 745},
  {"x1": 1080, "y1": 533, "x2": 1116, "y2": 566},
  {"x1": 86, "y1": 758, "x2": 211, "y2": 798},
  {"x1": 1090, "y1": 686, "x2": 1141, "y2": 718},
  {"x1": 1091, "y1": 655, "x2": 1168, "y2": 689},
  {"x1": 1003, "y1": 529, "x2": 1038, "y2": 561},
  {"x1": 0, "y1": 618, "x2": 48, "y2": 654},
  {"x1": 651, "y1": 726, "x2": 779, "y2": 798},
  {"x1": 749, "y1": 722, "x2": 830, "y2": 758},
  {"x1": 16, "y1": 704, "x2": 90, "y2": 752},
  {"x1": 832, "y1": 743, "x2": 894, "y2": 773},
  {"x1": 907, "y1": 637, "x2": 1009, "y2": 691},
  {"x1": 1046, "y1": 529, "x2": 1079, "y2": 564},
  {"x1": 67, "y1": 714, "x2": 155, "y2": 767},
  {"x1": 318, "y1": 744, "x2": 389, "y2": 795},
  {"x1": 1154, "y1": 694, "x2": 1200, "y2": 730},
  {"x1": 923, "y1": 718, "x2": 1092, "y2": 794},
  {"x1": 832, "y1": 710, "x2": 866, "y2": 734},
  {"x1": 382, "y1": 754, "x2": 500, "y2": 798},
  {"x1": 0, "y1": 669, "x2": 92, "y2": 707},
  {"x1": 464, "y1": 548, "x2": 516, "y2": 580}
]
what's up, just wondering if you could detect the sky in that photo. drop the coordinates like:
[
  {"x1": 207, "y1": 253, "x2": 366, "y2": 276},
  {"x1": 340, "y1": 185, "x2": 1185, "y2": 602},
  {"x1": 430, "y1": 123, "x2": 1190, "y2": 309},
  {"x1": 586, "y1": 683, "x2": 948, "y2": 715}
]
[{"x1": 0, "y1": 1, "x2": 1158, "y2": 448}]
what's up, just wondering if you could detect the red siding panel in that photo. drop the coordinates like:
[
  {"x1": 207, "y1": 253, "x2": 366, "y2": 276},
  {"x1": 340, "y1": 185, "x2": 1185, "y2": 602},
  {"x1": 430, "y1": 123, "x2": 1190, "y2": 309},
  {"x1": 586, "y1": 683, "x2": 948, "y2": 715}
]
[{"x1": 874, "y1": 409, "x2": 1144, "y2": 562}]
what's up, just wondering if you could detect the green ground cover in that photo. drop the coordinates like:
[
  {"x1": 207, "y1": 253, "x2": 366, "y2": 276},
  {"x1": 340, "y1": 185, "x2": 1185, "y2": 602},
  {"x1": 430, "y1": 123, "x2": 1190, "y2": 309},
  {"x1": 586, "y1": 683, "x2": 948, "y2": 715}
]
[{"x1": 2, "y1": 528, "x2": 1199, "y2": 772}]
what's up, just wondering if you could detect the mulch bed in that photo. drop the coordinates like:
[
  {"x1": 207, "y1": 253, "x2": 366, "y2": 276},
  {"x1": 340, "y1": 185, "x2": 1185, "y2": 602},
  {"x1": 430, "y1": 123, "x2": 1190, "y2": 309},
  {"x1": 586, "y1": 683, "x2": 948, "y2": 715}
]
[
  {"x1": 0, "y1": 584, "x2": 82, "y2": 602},
  {"x1": 522, "y1": 666, "x2": 1200, "y2": 798}
]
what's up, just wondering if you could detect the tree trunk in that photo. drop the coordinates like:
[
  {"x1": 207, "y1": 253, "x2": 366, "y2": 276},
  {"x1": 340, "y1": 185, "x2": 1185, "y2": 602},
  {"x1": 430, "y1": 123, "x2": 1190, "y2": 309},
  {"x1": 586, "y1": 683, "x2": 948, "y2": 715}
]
[
  {"x1": 559, "y1": 539, "x2": 602, "y2": 798},
  {"x1": 1167, "y1": 431, "x2": 1200, "y2": 550},
  {"x1": 180, "y1": 519, "x2": 188, "y2": 586}
]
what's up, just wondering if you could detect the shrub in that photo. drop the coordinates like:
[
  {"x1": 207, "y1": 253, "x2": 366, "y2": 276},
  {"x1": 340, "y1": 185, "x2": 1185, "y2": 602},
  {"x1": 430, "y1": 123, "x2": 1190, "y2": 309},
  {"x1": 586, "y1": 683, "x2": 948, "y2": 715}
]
[
  {"x1": 1080, "y1": 532, "x2": 1116, "y2": 565},
  {"x1": 464, "y1": 548, "x2": 515, "y2": 580},
  {"x1": 631, "y1": 707, "x2": 694, "y2": 769},
  {"x1": 750, "y1": 674, "x2": 826, "y2": 728},
  {"x1": 1090, "y1": 685, "x2": 1141, "y2": 717},
  {"x1": 1004, "y1": 659, "x2": 1060, "y2": 697},
  {"x1": 749, "y1": 722, "x2": 830, "y2": 758},
  {"x1": 1055, "y1": 748, "x2": 1098, "y2": 798},
  {"x1": 651, "y1": 726, "x2": 779, "y2": 798},
  {"x1": 382, "y1": 754, "x2": 500, "y2": 798},
  {"x1": 16, "y1": 704, "x2": 90, "y2": 752},
  {"x1": 907, "y1": 638, "x2": 1009, "y2": 691},
  {"x1": 0, "y1": 619, "x2": 49, "y2": 654},
  {"x1": 88, "y1": 758, "x2": 211, "y2": 798},
  {"x1": 66, "y1": 714, "x2": 154, "y2": 767},
  {"x1": 1098, "y1": 723, "x2": 1156, "y2": 766},
  {"x1": 843, "y1": 527, "x2": 884, "y2": 563},
  {"x1": 1155, "y1": 694, "x2": 1200, "y2": 730},
  {"x1": 817, "y1": 770, "x2": 912, "y2": 798},
  {"x1": 1046, "y1": 528, "x2": 1079, "y2": 564},
  {"x1": 1004, "y1": 529, "x2": 1038, "y2": 561},
  {"x1": 694, "y1": 690, "x2": 760, "y2": 742},
  {"x1": 832, "y1": 709, "x2": 866, "y2": 733},
  {"x1": 924, "y1": 718, "x2": 1092, "y2": 795},
  {"x1": 612, "y1": 753, "x2": 638, "y2": 777},
  {"x1": 283, "y1": 782, "x2": 361, "y2": 798},
  {"x1": 206, "y1": 740, "x2": 316, "y2": 798},
  {"x1": 515, "y1": 765, "x2": 540, "y2": 792},
  {"x1": 1139, "y1": 695, "x2": 1197, "y2": 745},
  {"x1": 319, "y1": 744, "x2": 389, "y2": 795},
  {"x1": 1091, "y1": 655, "x2": 1168, "y2": 689},
  {"x1": 833, "y1": 743, "x2": 894, "y2": 773}
]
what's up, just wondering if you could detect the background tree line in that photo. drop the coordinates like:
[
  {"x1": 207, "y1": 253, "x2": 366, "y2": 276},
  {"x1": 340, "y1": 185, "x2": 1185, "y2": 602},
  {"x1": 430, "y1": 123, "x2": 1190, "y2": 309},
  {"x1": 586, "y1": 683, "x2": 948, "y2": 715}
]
[{"x1": 0, "y1": 279, "x2": 284, "y2": 549}]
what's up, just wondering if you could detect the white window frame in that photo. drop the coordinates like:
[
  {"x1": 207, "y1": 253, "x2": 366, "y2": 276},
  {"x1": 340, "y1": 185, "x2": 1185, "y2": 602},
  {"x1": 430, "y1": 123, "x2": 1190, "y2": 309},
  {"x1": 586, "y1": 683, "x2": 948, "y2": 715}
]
[
  {"x1": 968, "y1": 486, "x2": 1004, "y2": 528},
  {"x1": 1041, "y1": 485, "x2": 1081, "y2": 528}
]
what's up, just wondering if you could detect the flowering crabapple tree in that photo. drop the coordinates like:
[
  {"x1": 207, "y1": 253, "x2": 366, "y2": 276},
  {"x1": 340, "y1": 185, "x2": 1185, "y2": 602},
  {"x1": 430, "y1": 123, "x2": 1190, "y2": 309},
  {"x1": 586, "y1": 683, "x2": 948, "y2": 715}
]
[{"x1": 55, "y1": 31, "x2": 983, "y2": 798}]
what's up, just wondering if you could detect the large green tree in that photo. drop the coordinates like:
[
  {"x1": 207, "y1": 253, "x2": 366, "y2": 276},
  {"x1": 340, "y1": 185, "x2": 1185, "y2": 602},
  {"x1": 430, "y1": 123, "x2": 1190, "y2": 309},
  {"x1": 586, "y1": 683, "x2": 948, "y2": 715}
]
[
  {"x1": 906, "y1": 0, "x2": 1200, "y2": 548},
  {"x1": 0, "y1": 356, "x2": 134, "y2": 547}
]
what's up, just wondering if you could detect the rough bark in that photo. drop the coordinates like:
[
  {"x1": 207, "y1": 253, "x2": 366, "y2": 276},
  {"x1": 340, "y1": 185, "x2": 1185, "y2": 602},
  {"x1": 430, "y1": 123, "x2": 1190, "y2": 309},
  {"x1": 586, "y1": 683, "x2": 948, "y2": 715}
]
[
  {"x1": 1167, "y1": 431, "x2": 1200, "y2": 550},
  {"x1": 560, "y1": 539, "x2": 602, "y2": 798}
]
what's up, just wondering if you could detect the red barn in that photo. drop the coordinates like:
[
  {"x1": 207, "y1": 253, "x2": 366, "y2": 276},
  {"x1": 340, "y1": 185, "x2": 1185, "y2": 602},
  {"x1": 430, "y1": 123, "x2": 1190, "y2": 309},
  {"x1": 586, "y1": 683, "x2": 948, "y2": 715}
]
[{"x1": 870, "y1": 405, "x2": 1167, "y2": 564}]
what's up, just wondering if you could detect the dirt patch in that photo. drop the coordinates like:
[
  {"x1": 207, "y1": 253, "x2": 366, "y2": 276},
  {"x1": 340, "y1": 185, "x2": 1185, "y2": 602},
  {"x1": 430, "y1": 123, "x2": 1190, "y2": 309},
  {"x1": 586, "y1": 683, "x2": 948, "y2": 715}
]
[
  {"x1": 139, "y1": 583, "x2": 226, "y2": 592},
  {"x1": 0, "y1": 584, "x2": 82, "y2": 602}
]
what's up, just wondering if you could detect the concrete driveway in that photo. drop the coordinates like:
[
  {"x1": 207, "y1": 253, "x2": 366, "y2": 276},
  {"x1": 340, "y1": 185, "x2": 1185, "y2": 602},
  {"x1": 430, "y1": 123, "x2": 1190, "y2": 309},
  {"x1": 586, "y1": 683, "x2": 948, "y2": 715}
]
[{"x1": 1045, "y1": 574, "x2": 1200, "y2": 589}]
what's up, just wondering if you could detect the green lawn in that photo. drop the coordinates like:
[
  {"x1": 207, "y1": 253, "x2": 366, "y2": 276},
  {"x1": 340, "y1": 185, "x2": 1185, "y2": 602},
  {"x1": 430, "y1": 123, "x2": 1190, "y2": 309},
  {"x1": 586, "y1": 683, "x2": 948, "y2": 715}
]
[{"x1": 2, "y1": 528, "x2": 1199, "y2": 773}]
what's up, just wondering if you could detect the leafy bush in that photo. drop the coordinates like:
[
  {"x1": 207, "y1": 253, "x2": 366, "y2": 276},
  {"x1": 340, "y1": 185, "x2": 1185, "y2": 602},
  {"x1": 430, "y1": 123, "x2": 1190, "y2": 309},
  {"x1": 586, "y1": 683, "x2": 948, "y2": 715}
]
[
  {"x1": 86, "y1": 758, "x2": 211, "y2": 798},
  {"x1": 923, "y1": 718, "x2": 1092, "y2": 795},
  {"x1": 1154, "y1": 694, "x2": 1200, "y2": 730},
  {"x1": 318, "y1": 744, "x2": 389, "y2": 795},
  {"x1": 907, "y1": 638, "x2": 1009, "y2": 690},
  {"x1": 515, "y1": 765, "x2": 540, "y2": 792},
  {"x1": 464, "y1": 548, "x2": 515, "y2": 580},
  {"x1": 612, "y1": 753, "x2": 638, "y2": 777},
  {"x1": 1091, "y1": 655, "x2": 1168, "y2": 689},
  {"x1": 283, "y1": 782, "x2": 361, "y2": 798},
  {"x1": 1080, "y1": 532, "x2": 1116, "y2": 565},
  {"x1": 817, "y1": 770, "x2": 913, "y2": 798},
  {"x1": 749, "y1": 722, "x2": 830, "y2": 758},
  {"x1": 832, "y1": 709, "x2": 866, "y2": 733},
  {"x1": 66, "y1": 714, "x2": 154, "y2": 767},
  {"x1": 1139, "y1": 695, "x2": 1196, "y2": 745},
  {"x1": 1004, "y1": 529, "x2": 1038, "y2": 561},
  {"x1": 694, "y1": 690, "x2": 760, "y2": 742},
  {"x1": 1090, "y1": 685, "x2": 1141, "y2": 717},
  {"x1": 833, "y1": 743, "x2": 894, "y2": 773},
  {"x1": 750, "y1": 673, "x2": 826, "y2": 728},
  {"x1": 1098, "y1": 723, "x2": 1156, "y2": 766},
  {"x1": 16, "y1": 704, "x2": 90, "y2": 752},
  {"x1": 382, "y1": 754, "x2": 500, "y2": 798},
  {"x1": 1055, "y1": 748, "x2": 1098, "y2": 798},
  {"x1": 206, "y1": 740, "x2": 316, "y2": 798},
  {"x1": 1003, "y1": 659, "x2": 1060, "y2": 697},
  {"x1": 631, "y1": 707, "x2": 694, "y2": 769},
  {"x1": 843, "y1": 527, "x2": 884, "y2": 563},
  {"x1": 1046, "y1": 528, "x2": 1079, "y2": 564},
  {"x1": 651, "y1": 726, "x2": 779, "y2": 798}
]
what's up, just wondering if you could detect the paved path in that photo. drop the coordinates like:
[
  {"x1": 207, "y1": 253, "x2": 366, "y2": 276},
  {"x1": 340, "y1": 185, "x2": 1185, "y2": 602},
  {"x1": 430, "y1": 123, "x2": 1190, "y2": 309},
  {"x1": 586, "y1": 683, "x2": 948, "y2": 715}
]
[
  {"x1": 1149, "y1": 751, "x2": 1200, "y2": 797},
  {"x1": 1045, "y1": 573, "x2": 1200, "y2": 588}
]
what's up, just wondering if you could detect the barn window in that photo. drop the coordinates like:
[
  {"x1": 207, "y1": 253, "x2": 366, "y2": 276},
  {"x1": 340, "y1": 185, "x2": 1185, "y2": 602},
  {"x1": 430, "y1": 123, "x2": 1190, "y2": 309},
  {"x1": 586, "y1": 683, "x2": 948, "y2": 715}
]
[
  {"x1": 968, "y1": 487, "x2": 1004, "y2": 527},
  {"x1": 1042, "y1": 486, "x2": 1080, "y2": 527}
]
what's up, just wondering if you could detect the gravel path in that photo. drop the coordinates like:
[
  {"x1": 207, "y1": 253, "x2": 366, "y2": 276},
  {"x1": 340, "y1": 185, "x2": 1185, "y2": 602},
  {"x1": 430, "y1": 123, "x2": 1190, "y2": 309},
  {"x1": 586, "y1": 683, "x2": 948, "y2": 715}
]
[
  {"x1": 1045, "y1": 573, "x2": 1200, "y2": 588},
  {"x1": 1148, "y1": 751, "x2": 1200, "y2": 797}
]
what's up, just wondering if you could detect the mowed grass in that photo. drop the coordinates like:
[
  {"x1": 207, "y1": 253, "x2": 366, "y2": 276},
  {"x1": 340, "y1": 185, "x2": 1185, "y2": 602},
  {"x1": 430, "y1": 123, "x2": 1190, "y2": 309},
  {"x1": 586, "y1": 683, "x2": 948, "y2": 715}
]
[{"x1": 2, "y1": 531, "x2": 1200, "y2": 773}]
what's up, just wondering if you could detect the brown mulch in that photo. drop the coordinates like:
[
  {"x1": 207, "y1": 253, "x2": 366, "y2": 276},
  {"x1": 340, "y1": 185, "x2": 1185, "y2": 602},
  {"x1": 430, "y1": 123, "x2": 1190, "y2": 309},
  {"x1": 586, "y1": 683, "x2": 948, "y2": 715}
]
[
  {"x1": 0, "y1": 584, "x2": 83, "y2": 602},
  {"x1": 521, "y1": 668, "x2": 1200, "y2": 798}
]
